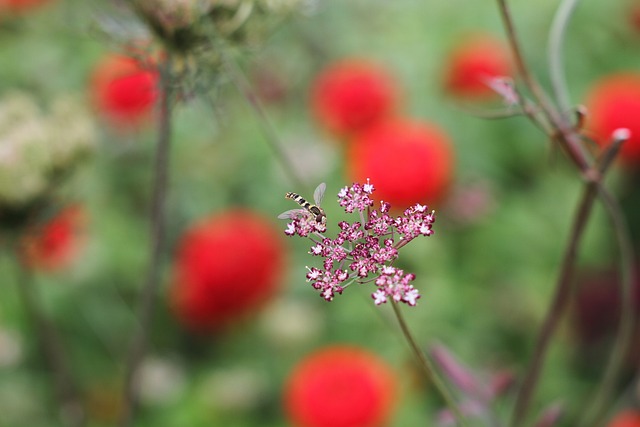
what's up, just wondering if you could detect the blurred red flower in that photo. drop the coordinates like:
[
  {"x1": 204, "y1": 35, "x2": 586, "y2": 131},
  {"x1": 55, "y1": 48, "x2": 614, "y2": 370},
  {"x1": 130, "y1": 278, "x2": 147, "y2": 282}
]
[
  {"x1": 90, "y1": 54, "x2": 158, "y2": 130},
  {"x1": 284, "y1": 345, "x2": 397, "y2": 427},
  {"x1": 170, "y1": 210, "x2": 285, "y2": 332},
  {"x1": 607, "y1": 410, "x2": 640, "y2": 427},
  {"x1": 0, "y1": 0, "x2": 52, "y2": 13},
  {"x1": 347, "y1": 118, "x2": 454, "y2": 208},
  {"x1": 310, "y1": 59, "x2": 399, "y2": 138},
  {"x1": 20, "y1": 205, "x2": 86, "y2": 272},
  {"x1": 585, "y1": 73, "x2": 640, "y2": 165},
  {"x1": 443, "y1": 34, "x2": 512, "y2": 99}
]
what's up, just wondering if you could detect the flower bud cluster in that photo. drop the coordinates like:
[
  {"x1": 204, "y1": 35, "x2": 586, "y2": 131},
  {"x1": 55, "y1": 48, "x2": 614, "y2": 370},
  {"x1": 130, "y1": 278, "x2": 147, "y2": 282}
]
[
  {"x1": 280, "y1": 180, "x2": 435, "y2": 306},
  {"x1": 133, "y1": 0, "x2": 304, "y2": 52},
  {"x1": 0, "y1": 92, "x2": 96, "y2": 208}
]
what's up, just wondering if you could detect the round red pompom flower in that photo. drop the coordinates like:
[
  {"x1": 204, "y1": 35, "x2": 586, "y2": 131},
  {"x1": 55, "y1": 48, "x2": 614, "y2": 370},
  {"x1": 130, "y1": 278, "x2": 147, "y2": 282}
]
[
  {"x1": 585, "y1": 73, "x2": 640, "y2": 165},
  {"x1": 607, "y1": 410, "x2": 640, "y2": 427},
  {"x1": 90, "y1": 54, "x2": 158, "y2": 130},
  {"x1": 0, "y1": 0, "x2": 52, "y2": 14},
  {"x1": 20, "y1": 205, "x2": 86, "y2": 272},
  {"x1": 443, "y1": 34, "x2": 512, "y2": 99},
  {"x1": 347, "y1": 118, "x2": 454, "y2": 208},
  {"x1": 170, "y1": 210, "x2": 285, "y2": 332},
  {"x1": 284, "y1": 345, "x2": 397, "y2": 427},
  {"x1": 310, "y1": 59, "x2": 399, "y2": 137}
]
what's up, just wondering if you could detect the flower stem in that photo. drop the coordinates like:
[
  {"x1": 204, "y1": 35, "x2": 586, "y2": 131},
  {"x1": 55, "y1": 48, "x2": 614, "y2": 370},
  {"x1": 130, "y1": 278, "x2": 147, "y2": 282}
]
[
  {"x1": 496, "y1": 0, "x2": 591, "y2": 172},
  {"x1": 548, "y1": 0, "x2": 582, "y2": 115},
  {"x1": 119, "y1": 55, "x2": 174, "y2": 427},
  {"x1": 494, "y1": 2, "x2": 634, "y2": 425},
  {"x1": 222, "y1": 51, "x2": 307, "y2": 191},
  {"x1": 390, "y1": 301, "x2": 468, "y2": 427},
  {"x1": 13, "y1": 253, "x2": 86, "y2": 427},
  {"x1": 510, "y1": 180, "x2": 597, "y2": 427},
  {"x1": 579, "y1": 185, "x2": 636, "y2": 427}
]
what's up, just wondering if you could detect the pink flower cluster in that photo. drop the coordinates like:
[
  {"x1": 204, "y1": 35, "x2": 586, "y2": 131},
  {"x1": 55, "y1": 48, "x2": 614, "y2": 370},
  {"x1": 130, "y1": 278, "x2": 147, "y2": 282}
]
[{"x1": 280, "y1": 180, "x2": 436, "y2": 306}]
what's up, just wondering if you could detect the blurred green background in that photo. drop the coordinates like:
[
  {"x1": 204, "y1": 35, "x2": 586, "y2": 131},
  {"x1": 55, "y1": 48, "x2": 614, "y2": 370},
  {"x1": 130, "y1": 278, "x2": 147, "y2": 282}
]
[{"x1": 0, "y1": 0, "x2": 638, "y2": 426}]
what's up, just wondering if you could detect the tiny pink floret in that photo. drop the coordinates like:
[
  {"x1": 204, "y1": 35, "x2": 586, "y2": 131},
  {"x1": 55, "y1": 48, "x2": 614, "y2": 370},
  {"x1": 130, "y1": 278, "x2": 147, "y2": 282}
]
[{"x1": 278, "y1": 180, "x2": 436, "y2": 306}]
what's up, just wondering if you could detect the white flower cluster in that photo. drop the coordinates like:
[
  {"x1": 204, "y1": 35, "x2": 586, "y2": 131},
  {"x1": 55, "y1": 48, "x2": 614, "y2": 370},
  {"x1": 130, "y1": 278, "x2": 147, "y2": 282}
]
[{"x1": 0, "y1": 91, "x2": 96, "y2": 207}]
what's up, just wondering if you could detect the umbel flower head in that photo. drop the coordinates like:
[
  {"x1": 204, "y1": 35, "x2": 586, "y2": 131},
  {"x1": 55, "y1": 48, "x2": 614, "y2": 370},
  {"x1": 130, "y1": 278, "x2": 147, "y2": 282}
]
[
  {"x1": 133, "y1": 0, "x2": 302, "y2": 51},
  {"x1": 279, "y1": 180, "x2": 435, "y2": 306},
  {"x1": 94, "y1": 0, "x2": 304, "y2": 100},
  {"x1": 0, "y1": 91, "x2": 96, "y2": 210},
  {"x1": 284, "y1": 345, "x2": 397, "y2": 427},
  {"x1": 125, "y1": 0, "x2": 304, "y2": 85}
]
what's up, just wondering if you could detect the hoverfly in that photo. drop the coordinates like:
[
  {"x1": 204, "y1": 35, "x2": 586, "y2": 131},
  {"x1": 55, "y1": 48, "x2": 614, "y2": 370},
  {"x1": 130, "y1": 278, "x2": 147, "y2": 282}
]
[{"x1": 278, "y1": 182, "x2": 327, "y2": 224}]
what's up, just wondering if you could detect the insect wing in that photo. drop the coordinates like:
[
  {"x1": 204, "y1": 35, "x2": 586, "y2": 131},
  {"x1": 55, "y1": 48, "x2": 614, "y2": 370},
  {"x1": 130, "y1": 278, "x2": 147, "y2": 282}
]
[
  {"x1": 313, "y1": 182, "x2": 326, "y2": 207},
  {"x1": 278, "y1": 209, "x2": 308, "y2": 220}
]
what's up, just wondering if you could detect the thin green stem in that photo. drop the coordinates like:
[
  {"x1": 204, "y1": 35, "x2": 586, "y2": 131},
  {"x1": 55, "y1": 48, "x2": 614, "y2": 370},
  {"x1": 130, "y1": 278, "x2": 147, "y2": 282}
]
[
  {"x1": 222, "y1": 52, "x2": 307, "y2": 191},
  {"x1": 495, "y1": 0, "x2": 557, "y2": 127},
  {"x1": 548, "y1": 0, "x2": 581, "y2": 115},
  {"x1": 13, "y1": 253, "x2": 86, "y2": 427},
  {"x1": 390, "y1": 302, "x2": 468, "y2": 427},
  {"x1": 119, "y1": 55, "x2": 174, "y2": 427}
]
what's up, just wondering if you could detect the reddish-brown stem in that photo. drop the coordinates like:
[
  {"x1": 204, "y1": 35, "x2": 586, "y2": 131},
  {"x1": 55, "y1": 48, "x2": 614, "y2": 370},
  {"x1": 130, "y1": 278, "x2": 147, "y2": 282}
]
[
  {"x1": 496, "y1": 0, "x2": 591, "y2": 173},
  {"x1": 510, "y1": 181, "x2": 597, "y2": 426},
  {"x1": 495, "y1": 2, "x2": 635, "y2": 426},
  {"x1": 580, "y1": 185, "x2": 636, "y2": 427},
  {"x1": 119, "y1": 55, "x2": 173, "y2": 427}
]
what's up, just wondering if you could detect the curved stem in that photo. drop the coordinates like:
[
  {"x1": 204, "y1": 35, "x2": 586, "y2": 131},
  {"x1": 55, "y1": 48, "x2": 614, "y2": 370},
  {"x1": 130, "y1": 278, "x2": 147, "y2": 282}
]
[
  {"x1": 548, "y1": 0, "x2": 581, "y2": 115},
  {"x1": 579, "y1": 185, "x2": 636, "y2": 427},
  {"x1": 510, "y1": 126, "x2": 629, "y2": 427},
  {"x1": 390, "y1": 302, "x2": 468, "y2": 427},
  {"x1": 496, "y1": 0, "x2": 591, "y2": 172},
  {"x1": 119, "y1": 55, "x2": 174, "y2": 427},
  {"x1": 495, "y1": 3, "x2": 632, "y2": 425},
  {"x1": 510, "y1": 179, "x2": 597, "y2": 427}
]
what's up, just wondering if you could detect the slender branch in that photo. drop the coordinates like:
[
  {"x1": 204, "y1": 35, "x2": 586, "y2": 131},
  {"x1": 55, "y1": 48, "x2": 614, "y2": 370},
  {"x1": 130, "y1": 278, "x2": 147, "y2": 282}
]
[
  {"x1": 495, "y1": 3, "x2": 635, "y2": 426},
  {"x1": 580, "y1": 184, "x2": 636, "y2": 427},
  {"x1": 390, "y1": 302, "x2": 468, "y2": 427},
  {"x1": 13, "y1": 254, "x2": 86, "y2": 427},
  {"x1": 119, "y1": 55, "x2": 174, "y2": 427},
  {"x1": 222, "y1": 52, "x2": 307, "y2": 191},
  {"x1": 495, "y1": 0, "x2": 558, "y2": 125},
  {"x1": 453, "y1": 103, "x2": 524, "y2": 120},
  {"x1": 509, "y1": 127, "x2": 630, "y2": 427},
  {"x1": 510, "y1": 178, "x2": 597, "y2": 427},
  {"x1": 496, "y1": 0, "x2": 591, "y2": 172},
  {"x1": 548, "y1": 0, "x2": 581, "y2": 115}
]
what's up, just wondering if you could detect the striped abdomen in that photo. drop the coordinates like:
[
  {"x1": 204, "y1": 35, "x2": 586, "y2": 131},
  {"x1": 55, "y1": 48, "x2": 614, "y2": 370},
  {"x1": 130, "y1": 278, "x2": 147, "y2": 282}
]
[
  {"x1": 285, "y1": 192, "x2": 326, "y2": 223},
  {"x1": 285, "y1": 192, "x2": 311, "y2": 209}
]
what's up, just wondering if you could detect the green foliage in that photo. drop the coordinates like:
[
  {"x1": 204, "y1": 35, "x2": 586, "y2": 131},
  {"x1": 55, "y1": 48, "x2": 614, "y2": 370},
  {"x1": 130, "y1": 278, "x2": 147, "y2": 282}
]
[{"x1": 0, "y1": 0, "x2": 636, "y2": 426}]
